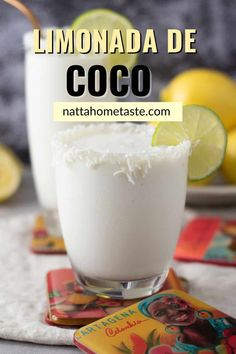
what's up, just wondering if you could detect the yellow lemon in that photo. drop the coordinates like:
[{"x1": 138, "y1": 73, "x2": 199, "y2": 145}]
[
  {"x1": 222, "y1": 128, "x2": 236, "y2": 184},
  {"x1": 161, "y1": 68, "x2": 236, "y2": 131},
  {"x1": 0, "y1": 144, "x2": 23, "y2": 202}
]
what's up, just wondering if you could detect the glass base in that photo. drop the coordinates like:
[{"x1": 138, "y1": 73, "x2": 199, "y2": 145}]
[
  {"x1": 42, "y1": 209, "x2": 62, "y2": 237},
  {"x1": 74, "y1": 270, "x2": 169, "y2": 300}
]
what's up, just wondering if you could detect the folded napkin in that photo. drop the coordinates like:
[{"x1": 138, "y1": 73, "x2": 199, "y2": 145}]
[{"x1": 0, "y1": 213, "x2": 73, "y2": 345}]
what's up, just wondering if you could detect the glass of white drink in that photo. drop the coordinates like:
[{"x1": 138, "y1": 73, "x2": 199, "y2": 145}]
[
  {"x1": 23, "y1": 30, "x2": 115, "y2": 234},
  {"x1": 52, "y1": 123, "x2": 190, "y2": 299}
]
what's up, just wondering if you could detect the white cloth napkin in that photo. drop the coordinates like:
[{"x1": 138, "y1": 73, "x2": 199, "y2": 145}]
[
  {"x1": 0, "y1": 213, "x2": 74, "y2": 345},
  {"x1": 0, "y1": 211, "x2": 235, "y2": 346}
]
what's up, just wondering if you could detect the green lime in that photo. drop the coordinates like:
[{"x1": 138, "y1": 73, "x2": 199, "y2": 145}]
[
  {"x1": 71, "y1": 9, "x2": 138, "y2": 69},
  {"x1": 152, "y1": 105, "x2": 227, "y2": 181}
]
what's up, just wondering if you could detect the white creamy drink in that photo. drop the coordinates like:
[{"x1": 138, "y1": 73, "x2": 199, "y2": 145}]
[
  {"x1": 23, "y1": 30, "x2": 114, "y2": 231},
  {"x1": 53, "y1": 124, "x2": 190, "y2": 298}
]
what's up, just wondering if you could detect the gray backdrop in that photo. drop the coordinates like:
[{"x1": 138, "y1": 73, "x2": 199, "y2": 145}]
[{"x1": 0, "y1": 0, "x2": 236, "y2": 162}]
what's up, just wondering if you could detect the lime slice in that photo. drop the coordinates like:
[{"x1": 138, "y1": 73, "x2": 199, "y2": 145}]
[
  {"x1": 71, "y1": 9, "x2": 138, "y2": 69},
  {"x1": 0, "y1": 144, "x2": 22, "y2": 202},
  {"x1": 152, "y1": 105, "x2": 227, "y2": 181}
]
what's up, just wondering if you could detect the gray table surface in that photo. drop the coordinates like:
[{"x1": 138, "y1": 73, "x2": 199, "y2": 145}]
[
  {"x1": 0, "y1": 340, "x2": 78, "y2": 354},
  {"x1": 0, "y1": 169, "x2": 235, "y2": 354}
]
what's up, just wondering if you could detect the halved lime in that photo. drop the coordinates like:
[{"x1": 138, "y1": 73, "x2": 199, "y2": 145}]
[
  {"x1": 71, "y1": 9, "x2": 138, "y2": 69},
  {"x1": 152, "y1": 105, "x2": 227, "y2": 181}
]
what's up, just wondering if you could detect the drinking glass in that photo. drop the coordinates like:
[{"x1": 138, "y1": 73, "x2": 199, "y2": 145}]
[
  {"x1": 53, "y1": 124, "x2": 190, "y2": 299},
  {"x1": 24, "y1": 29, "x2": 115, "y2": 234}
]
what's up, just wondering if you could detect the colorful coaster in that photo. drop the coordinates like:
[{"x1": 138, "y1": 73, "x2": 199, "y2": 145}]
[
  {"x1": 74, "y1": 289, "x2": 236, "y2": 354},
  {"x1": 175, "y1": 217, "x2": 236, "y2": 266},
  {"x1": 30, "y1": 215, "x2": 66, "y2": 254},
  {"x1": 46, "y1": 268, "x2": 187, "y2": 327}
]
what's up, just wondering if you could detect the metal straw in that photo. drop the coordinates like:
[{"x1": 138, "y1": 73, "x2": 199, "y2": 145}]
[{"x1": 3, "y1": 0, "x2": 41, "y2": 30}]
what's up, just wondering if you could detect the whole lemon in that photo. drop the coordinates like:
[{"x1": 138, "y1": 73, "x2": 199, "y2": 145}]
[
  {"x1": 161, "y1": 68, "x2": 236, "y2": 131},
  {"x1": 222, "y1": 128, "x2": 236, "y2": 184}
]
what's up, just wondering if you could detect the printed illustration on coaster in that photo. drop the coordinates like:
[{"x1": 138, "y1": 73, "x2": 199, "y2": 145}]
[
  {"x1": 175, "y1": 217, "x2": 236, "y2": 266},
  {"x1": 74, "y1": 289, "x2": 236, "y2": 354},
  {"x1": 46, "y1": 268, "x2": 186, "y2": 327},
  {"x1": 31, "y1": 215, "x2": 66, "y2": 254}
]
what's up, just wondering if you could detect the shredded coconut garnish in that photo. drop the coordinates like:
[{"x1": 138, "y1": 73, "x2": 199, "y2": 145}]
[{"x1": 52, "y1": 123, "x2": 191, "y2": 184}]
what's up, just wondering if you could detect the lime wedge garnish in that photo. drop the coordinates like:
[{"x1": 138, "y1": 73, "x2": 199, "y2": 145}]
[
  {"x1": 0, "y1": 144, "x2": 22, "y2": 202},
  {"x1": 71, "y1": 9, "x2": 138, "y2": 69},
  {"x1": 152, "y1": 105, "x2": 227, "y2": 181}
]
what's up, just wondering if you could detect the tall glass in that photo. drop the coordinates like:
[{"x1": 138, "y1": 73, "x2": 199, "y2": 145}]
[
  {"x1": 53, "y1": 124, "x2": 190, "y2": 299},
  {"x1": 23, "y1": 30, "x2": 115, "y2": 234}
]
